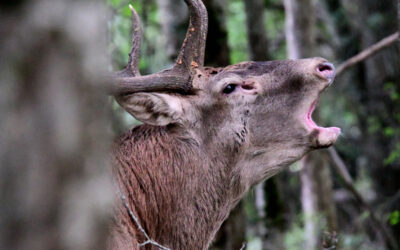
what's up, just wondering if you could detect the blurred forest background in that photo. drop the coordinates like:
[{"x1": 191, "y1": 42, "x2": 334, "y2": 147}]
[{"x1": 0, "y1": 0, "x2": 399, "y2": 249}]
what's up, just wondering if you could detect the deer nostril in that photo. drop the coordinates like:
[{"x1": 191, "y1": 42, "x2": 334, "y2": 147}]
[
  {"x1": 316, "y1": 62, "x2": 335, "y2": 80},
  {"x1": 318, "y1": 64, "x2": 332, "y2": 72}
]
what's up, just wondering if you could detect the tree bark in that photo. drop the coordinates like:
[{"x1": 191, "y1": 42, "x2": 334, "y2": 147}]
[
  {"x1": 299, "y1": 156, "x2": 319, "y2": 250},
  {"x1": 210, "y1": 202, "x2": 247, "y2": 250},
  {"x1": 156, "y1": 0, "x2": 188, "y2": 61},
  {"x1": 244, "y1": 0, "x2": 269, "y2": 61},
  {"x1": 203, "y1": 0, "x2": 230, "y2": 66},
  {"x1": 0, "y1": 1, "x2": 112, "y2": 249},
  {"x1": 284, "y1": 0, "x2": 315, "y2": 58},
  {"x1": 299, "y1": 153, "x2": 337, "y2": 250},
  {"x1": 398, "y1": 0, "x2": 400, "y2": 38},
  {"x1": 262, "y1": 178, "x2": 286, "y2": 250}
]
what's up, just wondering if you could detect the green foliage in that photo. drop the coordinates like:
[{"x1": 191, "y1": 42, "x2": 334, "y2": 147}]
[
  {"x1": 384, "y1": 82, "x2": 400, "y2": 101},
  {"x1": 389, "y1": 210, "x2": 400, "y2": 226},
  {"x1": 388, "y1": 210, "x2": 400, "y2": 226},
  {"x1": 245, "y1": 237, "x2": 263, "y2": 250},
  {"x1": 107, "y1": 0, "x2": 138, "y2": 69},
  {"x1": 226, "y1": 0, "x2": 249, "y2": 64},
  {"x1": 340, "y1": 233, "x2": 372, "y2": 250},
  {"x1": 226, "y1": 0, "x2": 286, "y2": 63},
  {"x1": 367, "y1": 116, "x2": 382, "y2": 134},
  {"x1": 284, "y1": 219, "x2": 305, "y2": 250},
  {"x1": 108, "y1": 12, "x2": 131, "y2": 68},
  {"x1": 107, "y1": 0, "x2": 151, "y2": 129},
  {"x1": 264, "y1": 7, "x2": 286, "y2": 59},
  {"x1": 284, "y1": 212, "x2": 326, "y2": 250},
  {"x1": 107, "y1": 0, "x2": 168, "y2": 74},
  {"x1": 384, "y1": 142, "x2": 400, "y2": 166},
  {"x1": 383, "y1": 127, "x2": 396, "y2": 137},
  {"x1": 354, "y1": 165, "x2": 375, "y2": 201},
  {"x1": 367, "y1": 13, "x2": 385, "y2": 30},
  {"x1": 243, "y1": 189, "x2": 261, "y2": 223}
]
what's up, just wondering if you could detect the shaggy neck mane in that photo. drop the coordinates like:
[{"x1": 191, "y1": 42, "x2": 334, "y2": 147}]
[{"x1": 111, "y1": 125, "x2": 243, "y2": 249}]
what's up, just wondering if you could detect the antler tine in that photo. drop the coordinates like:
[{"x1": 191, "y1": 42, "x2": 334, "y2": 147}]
[
  {"x1": 175, "y1": 0, "x2": 208, "y2": 71},
  {"x1": 116, "y1": 4, "x2": 142, "y2": 78},
  {"x1": 127, "y1": 4, "x2": 142, "y2": 76}
]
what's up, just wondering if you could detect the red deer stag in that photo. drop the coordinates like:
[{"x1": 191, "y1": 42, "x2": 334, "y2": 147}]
[{"x1": 109, "y1": 0, "x2": 340, "y2": 249}]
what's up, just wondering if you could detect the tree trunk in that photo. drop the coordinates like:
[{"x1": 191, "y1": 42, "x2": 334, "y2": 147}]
[
  {"x1": 284, "y1": 0, "x2": 315, "y2": 59},
  {"x1": 156, "y1": 0, "x2": 230, "y2": 66},
  {"x1": 156, "y1": 0, "x2": 188, "y2": 61},
  {"x1": 0, "y1": 1, "x2": 112, "y2": 249},
  {"x1": 210, "y1": 202, "x2": 247, "y2": 250},
  {"x1": 203, "y1": 0, "x2": 230, "y2": 66},
  {"x1": 262, "y1": 178, "x2": 286, "y2": 250},
  {"x1": 244, "y1": 0, "x2": 269, "y2": 61},
  {"x1": 301, "y1": 152, "x2": 338, "y2": 246},
  {"x1": 299, "y1": 156, "x2": 318, "y2": 250}
]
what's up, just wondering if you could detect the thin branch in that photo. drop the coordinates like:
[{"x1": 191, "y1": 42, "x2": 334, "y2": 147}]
[
  {"x1": 327, "y1": 148, "x2": 398, "y2": 250},
  {"x1": 117, "y1": 191, "x2": 171, "y2": 250},
  {"x1": 336, "y1": 32, "x2": 399, "y2": 76},
  {"x1": 138, "y1": 239, "x2": 171, "y2": 250},
  {"x1": 327, "y1": 148, "x2": 353, "y2": 184},
  {"x1": 119, "y1": 194, "x2": 149, "y2": 240}
]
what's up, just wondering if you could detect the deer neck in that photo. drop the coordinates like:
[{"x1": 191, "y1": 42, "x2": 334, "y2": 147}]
[{"x1": 114, "y1": 125, "x2": 245, "y2": 249}]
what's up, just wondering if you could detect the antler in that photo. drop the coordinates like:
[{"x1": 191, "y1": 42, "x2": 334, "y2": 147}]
[
  {"x1": 175, "y1": 0, "x2": 208, "y2": 70},
  {"x1": 112, "y1": 0, "x2": 208, "y2": 96}
]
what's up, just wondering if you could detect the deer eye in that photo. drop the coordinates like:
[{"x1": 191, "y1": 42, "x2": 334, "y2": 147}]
[{"x1": 223, "y1": 84, "x2": 237, "y2": 94}]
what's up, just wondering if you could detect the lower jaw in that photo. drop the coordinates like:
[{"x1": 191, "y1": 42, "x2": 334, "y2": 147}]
[
  {"x1": 314, "y1": 126, "x2": 341, "y2": 147},
  {"x1": 305, "y1": 108, "x2": 341, "y2": 147}
]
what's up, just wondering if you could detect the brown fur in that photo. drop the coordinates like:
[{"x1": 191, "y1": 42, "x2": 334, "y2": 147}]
[{"x1": 111, "y1": 125, "x2": 240, "y2": 249}]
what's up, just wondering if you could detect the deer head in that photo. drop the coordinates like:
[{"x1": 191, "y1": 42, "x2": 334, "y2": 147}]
[
  {"x1": 112, "y1": 0, "x2": 340, "y2": 188},
  {"x1": 110, "y1": 1, "x2": 341, "y2": 248}
]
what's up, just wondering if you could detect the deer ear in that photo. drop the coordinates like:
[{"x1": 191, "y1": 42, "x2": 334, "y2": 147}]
[{"x1": 117, "y1": 93, "x2": 184, "y2": 126}]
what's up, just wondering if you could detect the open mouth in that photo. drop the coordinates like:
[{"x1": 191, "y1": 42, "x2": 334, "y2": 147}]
[{"x1": 305, "y1": 98, "x2": 341, "y2": 147}]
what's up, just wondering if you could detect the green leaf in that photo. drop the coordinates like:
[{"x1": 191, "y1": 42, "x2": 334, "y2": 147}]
[
  {"x1": 383, "y1": 127, "x2": 395, "y2": 137},
  {"x1": 384, "y1": 143, "x2": 400, "y2": 166},
  {"x1": 388, "y1": 210, "x2": 400, "y2": 226}
]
